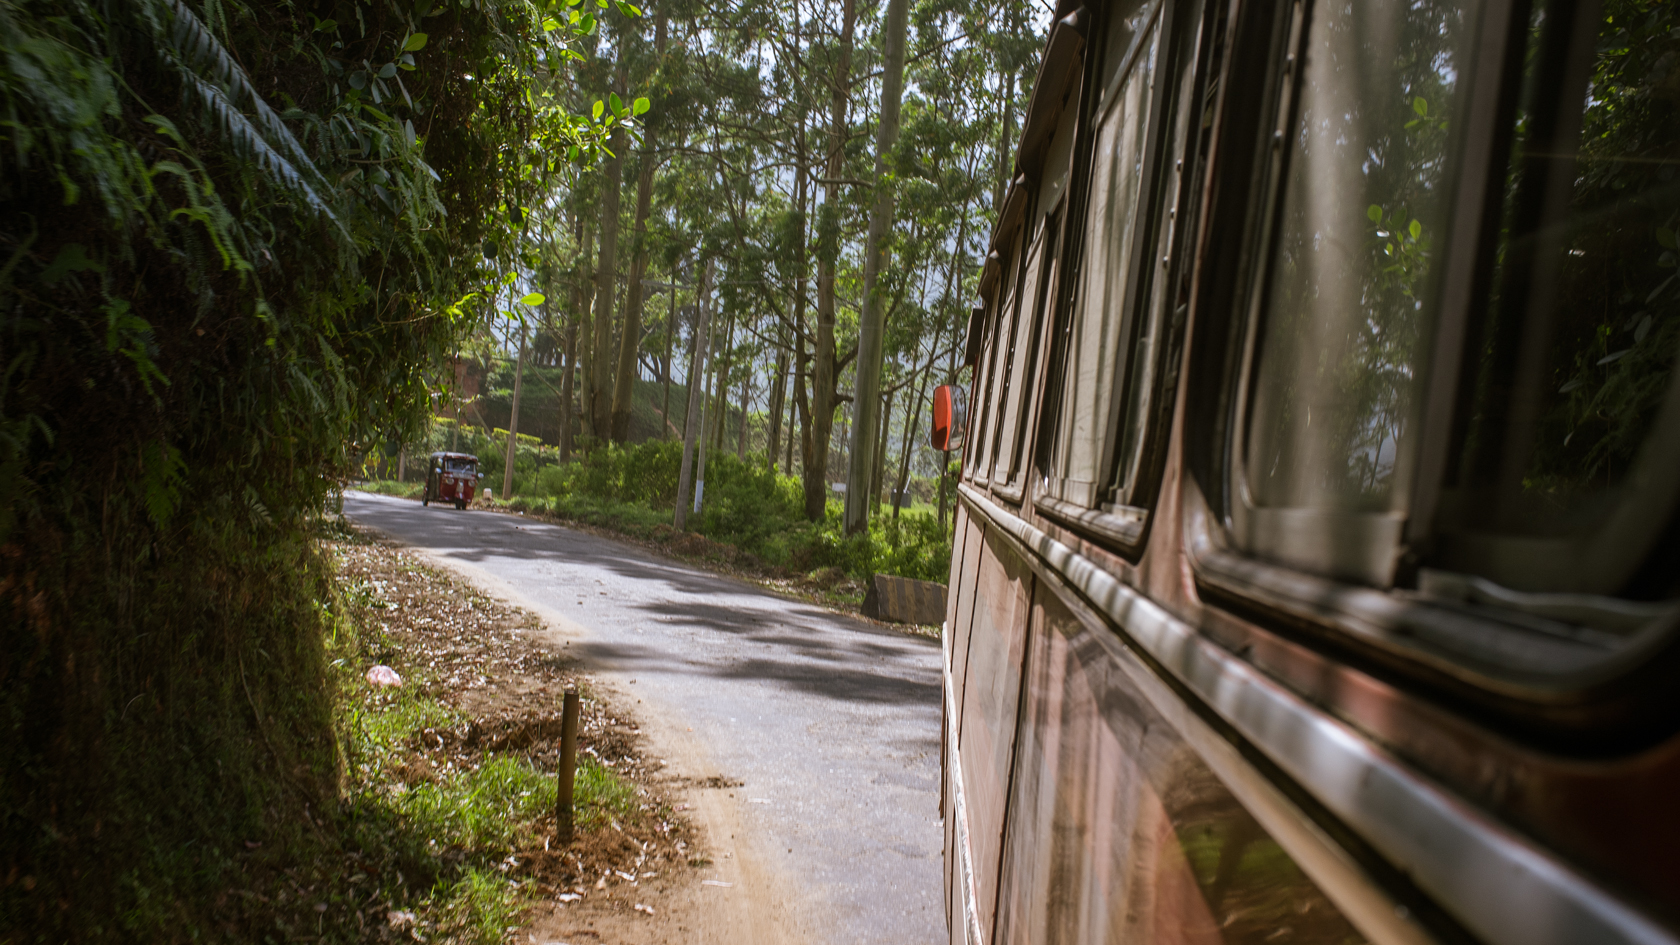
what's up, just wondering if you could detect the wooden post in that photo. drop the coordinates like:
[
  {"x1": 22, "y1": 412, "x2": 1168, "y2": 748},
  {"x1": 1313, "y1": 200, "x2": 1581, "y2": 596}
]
[{"x1": 557, "y1": 686, "x2": 581, "y2": 843}]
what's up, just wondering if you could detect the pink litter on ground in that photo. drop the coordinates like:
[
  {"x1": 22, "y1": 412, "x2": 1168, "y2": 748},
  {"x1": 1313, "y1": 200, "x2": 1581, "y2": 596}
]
[{"x1": 365, "y1": 665, "x2": 403, "y2": 687}]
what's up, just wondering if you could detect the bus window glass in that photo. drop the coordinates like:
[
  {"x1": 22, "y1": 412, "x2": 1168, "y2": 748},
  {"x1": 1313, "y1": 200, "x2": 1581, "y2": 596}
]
[
  {"x1": 1048, "y1": 10, "x2": 1161, "y2": 506},
  {"x1": 1237, "y1": 0, "x2": 1481, "y2": 579},
  {"x1": 969, "y1": 231, "x2": 1023, "y2": 479},
  {"x1": 1441, "y1": 0, "x2": 1680, "y2": 596},
  {"x1": 1110, "y1": 9, "x2": 1204, "y2": 506},
  {"x1": 990, "y1": 225, "x2": 1050, "y2": 484}
]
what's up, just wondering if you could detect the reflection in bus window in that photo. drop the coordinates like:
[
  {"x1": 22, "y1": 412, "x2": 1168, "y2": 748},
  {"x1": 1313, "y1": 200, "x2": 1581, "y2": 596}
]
[
  {"x1": 991, "y1": 223, "x2": 1053, "y2": 487},
  {"x1": 1453, "y1": 0, "x2": 1680, "y2": 554},
  {"x1": 971, "y1": 231, "x2": 1024, "y2": 480},
  {"x1": 1244, "y1": 0, "x2": 1480, "y2": 515},
  {"x1": 1044, "y1": 7, "x2": 1160, "y2": 507},
  {"x1": 1109, "y1": 7, "x2": 1203, "y2": 507}
]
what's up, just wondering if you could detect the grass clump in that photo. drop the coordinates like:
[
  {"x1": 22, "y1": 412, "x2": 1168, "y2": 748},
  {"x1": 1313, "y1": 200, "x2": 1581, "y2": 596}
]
[{"x1": 318, "y1": 541, "x2": 649, "y2": 943}]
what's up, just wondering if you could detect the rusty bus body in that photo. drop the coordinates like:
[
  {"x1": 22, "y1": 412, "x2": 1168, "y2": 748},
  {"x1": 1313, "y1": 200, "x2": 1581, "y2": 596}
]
[{"x1": 941, "y1": 1, "x2": 1680, "y2": 944}]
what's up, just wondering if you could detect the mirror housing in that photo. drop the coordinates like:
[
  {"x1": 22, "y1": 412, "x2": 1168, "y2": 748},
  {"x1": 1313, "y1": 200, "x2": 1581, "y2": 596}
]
[{"x1": 930, "y1": 384, "x2": 967, "y2": 452}]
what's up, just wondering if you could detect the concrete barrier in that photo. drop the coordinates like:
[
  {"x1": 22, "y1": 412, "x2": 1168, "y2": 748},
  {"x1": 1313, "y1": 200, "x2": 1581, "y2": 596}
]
[{"x1": 862, "y1": 573, "x2": 947, "y2": 625}]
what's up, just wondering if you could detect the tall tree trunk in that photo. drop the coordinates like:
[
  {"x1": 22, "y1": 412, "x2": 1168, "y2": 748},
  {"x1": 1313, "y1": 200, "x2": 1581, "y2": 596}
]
[
  {"x1": 710, "y1": 312, "x2": 734, "y2": 453},
  {"x1": 994, "y1": 68, "x2": 1016, "y2": 213},
  {"x1": 766, "y1": 321, "x2": 787, "y2": 469},
  {"x1": 662, "y1": 269, "x2": 678, "y2": 438},
  {"x1": 675, "y1": 260, "x2": 714, "y2": 530},
  {"x1": 561, "y1": 307, "x2": 577, "y2": 461},
  {"x1": 576, "y1": 209, "x2": 598, "y2": 443},
  {"x1": 806, "y1": 0, "x2": 856, "y2": 520},
  {"x1": 503, "y1": 324, "x2": 527, "y2": 499},
  {"x1": 611, "y1": 15, "x2": 667, "y2": 443},
  {"x1": 591, "y1": 60, "x2": 630, "y2": 440},
  {"x1": 791, "y1": 113, "x2": 812, "y2": 483},
  {"x1": 737, "y1": 369, "x2": 752, "y2": 459},
  {"x1": 871, "y1": 388, "x2": 894, "y2": 512},
  {"x1": 842, "y1": 0, "x2": 910, "y2": 533}
]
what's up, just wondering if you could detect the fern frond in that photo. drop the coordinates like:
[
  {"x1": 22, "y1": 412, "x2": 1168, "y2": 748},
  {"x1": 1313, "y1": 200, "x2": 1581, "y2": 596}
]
[
  {"x1": 179, "y1": 73, "x2": 333, "y2": 217},
  {"x1": 157, "y1": 0, "x2": 343, "y2": 229}
]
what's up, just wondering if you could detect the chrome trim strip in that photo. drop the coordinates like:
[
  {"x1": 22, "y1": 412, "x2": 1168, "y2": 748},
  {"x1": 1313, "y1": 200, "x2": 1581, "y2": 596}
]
[
  {"x1": 957, "y1": 483, "x2": 1678, "y2": 945},
  {"x1": 1034, "y1": 492, "x2": 1147, "y2": 546},
  {"x1": 944, "y1": 650, "x2": 988, "y2": 945}
]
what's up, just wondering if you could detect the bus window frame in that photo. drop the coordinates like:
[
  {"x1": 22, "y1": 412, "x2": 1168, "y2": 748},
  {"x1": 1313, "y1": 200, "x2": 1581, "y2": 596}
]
[
  {"x1": 1033, "y1": 0, "x2": 1212, "y2": 553},
  {"x1": 1183, "y1": 0, "x2": 1680, "y2": 749}
]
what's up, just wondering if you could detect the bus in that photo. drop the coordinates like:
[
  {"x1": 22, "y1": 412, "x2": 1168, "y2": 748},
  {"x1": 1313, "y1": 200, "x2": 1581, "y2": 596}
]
[{"x1": 937, "y1": 0, "x2": 1680, "y2": 943}]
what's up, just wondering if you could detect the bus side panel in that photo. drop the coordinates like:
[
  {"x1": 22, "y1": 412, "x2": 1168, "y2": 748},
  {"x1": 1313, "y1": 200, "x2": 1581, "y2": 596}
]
[
  {"x1": 949, "y1": 508, "x2": 985, "y2": 739},
  {"x1": 944, "y1": 503, "x2": 980, "y2": 944},
  {"x1": 956, "y1": 526, "x2": 1036, "y2": 940},
  {"x1": 992, "y1": 582, "x2": 1369, "y2": 944}
]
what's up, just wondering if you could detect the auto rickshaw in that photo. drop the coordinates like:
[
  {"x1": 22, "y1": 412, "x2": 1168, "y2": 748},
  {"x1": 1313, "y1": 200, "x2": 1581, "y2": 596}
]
[{"x1": 422, "y1": 451, "x2": 482, "y2": 509}]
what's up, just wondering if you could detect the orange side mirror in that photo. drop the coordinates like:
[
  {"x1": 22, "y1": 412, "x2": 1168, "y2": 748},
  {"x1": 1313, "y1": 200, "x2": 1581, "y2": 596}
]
[{"x1": 930, "y1": 385, "x2": 967, "y2": 452}]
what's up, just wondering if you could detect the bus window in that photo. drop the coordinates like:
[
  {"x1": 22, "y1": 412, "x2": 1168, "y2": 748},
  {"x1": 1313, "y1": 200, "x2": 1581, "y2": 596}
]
[
  {"x1": 968, "y1": 230, "x2": 1023, "y2": 482},
  {"x1": 1433, "y1": 0, "x2": 1680, "y2": 606},
  {"x1": 991, "y1": 210, "x2": 1060, "y2": 496},
  {"x1": 1043, "y1": 5, "x2": 1161, "y2": 509},
  {"x1": 1231, "y1": 0, "x2": 1484, "y2": 587}
]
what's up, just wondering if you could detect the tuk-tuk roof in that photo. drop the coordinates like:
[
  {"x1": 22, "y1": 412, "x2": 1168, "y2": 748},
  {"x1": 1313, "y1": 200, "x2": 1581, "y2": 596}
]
[{"x1": 429, "y1": 451, "x2": 479, "y2": 462}]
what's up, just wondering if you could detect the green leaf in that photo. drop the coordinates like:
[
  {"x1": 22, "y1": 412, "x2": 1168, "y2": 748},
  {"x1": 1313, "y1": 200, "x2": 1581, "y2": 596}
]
[
  {"x1": 1367, "y1": 204, "x2": 1383, "y2": 223},
  {"x1": 633, "y1": 96, "x2": 650, "y2": 116},
  {"x1": 314, "y1": 17, "x2": 338, "y2": 31},
  {"x1": 519, "y1": 293, "x2": 546, "y2": 306},
  {"x1": 1413, "y1": 96, "x2": 1428, "y2": 116},
  {"x1": 403, "y1": 32, "x2": 429, "y2": 51},
  {"x1": 42, "y1": 243, "x2": 105, "y2": 284},
  {"x1": 616, "y1": 1, "x2": 643, "y2": 15},
  {"x1": 591, "y1": 99, "x2": 605, "y2": 121},
  {"x1": 1408, "y1": 219, "x2": 1422, "y2": 240},
  {"x1": 483, "y1": 239, "x2": 500, "y2": 259},
  {"x1": 349, "y1": 71, "x2": 368, "y2": 89},
  {"x1": 543, "y1": 16, "x2": 561, "y2": 30},
  {"x1": 379, "y1": 62, "x2": 398, "y2": 79},
  {"x1": 1657, "y1": 226, "x2": 1678, "y2": 250},
  {"x1": 579, "y1": 13, "x2": 596, "y2": 32},
  {"x1": 609, "y1": 92, "x2": 624, "y2": 115}
]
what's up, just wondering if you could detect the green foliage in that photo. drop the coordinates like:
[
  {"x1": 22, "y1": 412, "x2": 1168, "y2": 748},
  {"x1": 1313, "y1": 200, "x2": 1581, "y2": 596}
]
[
  {"x1": 0, "y1": 0, "x2": 626, "y2": 938},
  {"x1": 510, "y1": 442, "x2": 951, "y2": 584}
]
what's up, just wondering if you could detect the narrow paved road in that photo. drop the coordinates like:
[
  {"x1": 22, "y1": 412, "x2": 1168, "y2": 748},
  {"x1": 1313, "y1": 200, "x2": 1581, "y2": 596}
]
[{"x1": 343, "y1": 491, "x2": 944, "y2": 944}]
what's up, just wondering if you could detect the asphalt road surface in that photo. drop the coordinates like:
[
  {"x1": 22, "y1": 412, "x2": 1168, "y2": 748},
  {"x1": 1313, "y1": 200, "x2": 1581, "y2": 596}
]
[{"x1": 343, "y1": 491, "x2": 945, "y2": 944}]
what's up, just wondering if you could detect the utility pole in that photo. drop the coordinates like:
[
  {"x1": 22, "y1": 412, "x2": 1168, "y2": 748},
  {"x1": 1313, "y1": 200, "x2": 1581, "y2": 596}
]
[
  {"x1": 502, "y1": 322, "x2": 527, "y2": 500},
  {"x1": 843, "y1": 0, "x2": 911, "y2": 534},
  {"x1": 674, "y1": 259, "x2": 714, "y2": 530}
]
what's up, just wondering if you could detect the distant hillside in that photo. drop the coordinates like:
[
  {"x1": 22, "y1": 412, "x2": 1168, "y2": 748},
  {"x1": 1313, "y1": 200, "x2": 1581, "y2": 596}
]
[{"x1": 471, "y1": 369, "x2": 747, "y2": 447}]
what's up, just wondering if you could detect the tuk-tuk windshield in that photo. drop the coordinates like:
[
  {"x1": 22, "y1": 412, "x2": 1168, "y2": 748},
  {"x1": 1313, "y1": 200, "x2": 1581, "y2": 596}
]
[{"x1": 444, "y1": 458, "x2": 476, "y2": 475}]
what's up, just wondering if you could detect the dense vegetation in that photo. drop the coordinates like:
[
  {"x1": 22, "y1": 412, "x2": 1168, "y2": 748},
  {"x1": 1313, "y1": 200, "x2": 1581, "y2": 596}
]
[{"x1": 0, "y1": 0, "x2": 627, "y2": 937}]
